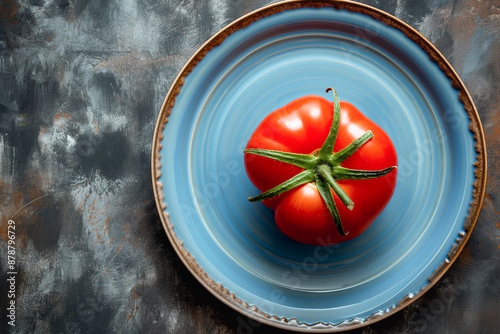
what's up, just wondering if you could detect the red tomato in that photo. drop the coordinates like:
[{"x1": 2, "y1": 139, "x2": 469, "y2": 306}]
[{"x1": 244, "y1": 90, "x2": 397, "y2": 245}]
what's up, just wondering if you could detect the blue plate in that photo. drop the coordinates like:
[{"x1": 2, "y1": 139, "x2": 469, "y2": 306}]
[{"x1": 152, "y1": 1, "x2": 486, "y2": 331}]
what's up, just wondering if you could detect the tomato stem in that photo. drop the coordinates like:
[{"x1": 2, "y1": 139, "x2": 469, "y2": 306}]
[
  {"x1": 333, "y1": 166, "x2": 397, "y2": 180},
  {"x1": 317, "y1": 164, "x2": 355, "y2": 211},
  {"x1": 243, "y1": 148, "x2": 316, "y2": 169},
  {"x1": 331, "y1": 130, "x2": 373, "y2": 165},
  {"x1": 317, "y1": 88, "x2": 341, "y2": 159},
  {"x1": 245, "y1": 88, "x2": 396, "y2": 237},
  {"x1": 248, "y1": 170, "x2": 315, "y2": 202},
  {"x1": 316, "y1": 175, "x2": 347, "y2": 236}
]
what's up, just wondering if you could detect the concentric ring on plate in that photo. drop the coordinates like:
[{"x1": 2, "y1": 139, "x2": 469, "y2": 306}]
[{"x1": 152, "y1": 0, "x2": 486, "y2": 332}]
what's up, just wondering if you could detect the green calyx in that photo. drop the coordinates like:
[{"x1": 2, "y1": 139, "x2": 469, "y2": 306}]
[{"x1": 244, "y1": 88, "x2": 397, "y2": 236}]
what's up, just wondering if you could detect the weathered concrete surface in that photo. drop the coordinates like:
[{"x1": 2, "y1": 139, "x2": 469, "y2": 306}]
[{"x1": 0, "y1": 0, "x2": 498, "y2": 333}]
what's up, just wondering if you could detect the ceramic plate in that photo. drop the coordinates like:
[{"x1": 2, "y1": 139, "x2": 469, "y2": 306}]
[{"x1": 152, "y1": 1, "x2": 486, "y2": 332}]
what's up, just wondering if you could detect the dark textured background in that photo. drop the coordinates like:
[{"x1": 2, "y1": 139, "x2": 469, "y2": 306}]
[{"x1": 0, "y1": 0, "x2": 499, "y2": 333}]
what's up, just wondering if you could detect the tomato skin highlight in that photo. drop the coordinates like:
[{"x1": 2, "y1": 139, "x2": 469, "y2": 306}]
[{"x1": 244, "y1": 95, "x2": 397, "y2": 245}]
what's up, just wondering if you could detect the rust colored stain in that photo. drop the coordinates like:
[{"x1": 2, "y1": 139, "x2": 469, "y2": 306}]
[
  {"x1": 490, "y1": 113, "x2": 500, "y2": 138},
  {"x1": 458, "y1": 244, "x2": 473, "y2": 264},
  {"x1": 54, "y1": 113, "x2": 70, "y2": 130},
  {"x1": 126, "y1": 290, "x2": 140, "y2": 320},
  {"x1": 483, "y1": 193, "x2": 499, "y2": 214},
  {"x1": 0, "y1": 172, "x2": 52, "y2": 246},
  {"x1": 0, "y1": 213, "x2": 10, "y2": 243},
  {"x1": 82, "y1": 194, "x2": 115, "y2": 246},
  {"x1": 0, "y1": 0, "x2": 20, "y2": 27},
  {"x1": 483, "y1": 193, "x2": 500, "y2": 249},
  {"x1": 442, "y1": 0, "x2": 500, "y2": 73},
  {"x1": 46, "y1": 32, "x2": 56, "y2": 43}
]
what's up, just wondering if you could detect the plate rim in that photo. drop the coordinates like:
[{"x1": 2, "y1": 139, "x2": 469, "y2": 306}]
[{"x1": 150, "y1": 0, "x2": 487, "y2": 332}]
